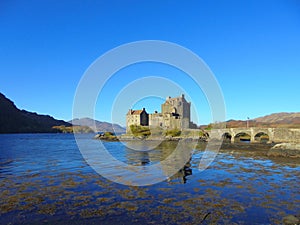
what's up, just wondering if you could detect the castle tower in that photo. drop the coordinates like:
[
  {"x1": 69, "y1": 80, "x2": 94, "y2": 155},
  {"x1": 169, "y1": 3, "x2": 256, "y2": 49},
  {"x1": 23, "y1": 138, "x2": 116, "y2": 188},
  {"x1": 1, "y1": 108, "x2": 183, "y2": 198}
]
[{"x1": 161, "y1": 94, "x2": 191, "y2": 129}]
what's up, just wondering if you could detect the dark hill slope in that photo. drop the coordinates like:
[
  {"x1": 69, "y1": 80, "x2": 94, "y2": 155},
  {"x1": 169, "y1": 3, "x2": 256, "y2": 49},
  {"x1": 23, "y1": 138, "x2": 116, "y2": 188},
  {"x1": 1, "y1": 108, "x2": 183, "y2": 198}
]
[{"x1": 0, "y1": 93, "x2": 70, "y2": 133}]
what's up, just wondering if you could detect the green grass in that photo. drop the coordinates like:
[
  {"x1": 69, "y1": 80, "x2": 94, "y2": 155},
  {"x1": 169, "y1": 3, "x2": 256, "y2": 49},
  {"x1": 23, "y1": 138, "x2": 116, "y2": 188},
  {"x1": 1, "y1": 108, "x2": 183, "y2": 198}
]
[
  {"x1": 165, "y1": 128, "x2": 181, "y2": 137},
  {"x1": 130, "y1": 125, "x2": 151, "y2": 137}
]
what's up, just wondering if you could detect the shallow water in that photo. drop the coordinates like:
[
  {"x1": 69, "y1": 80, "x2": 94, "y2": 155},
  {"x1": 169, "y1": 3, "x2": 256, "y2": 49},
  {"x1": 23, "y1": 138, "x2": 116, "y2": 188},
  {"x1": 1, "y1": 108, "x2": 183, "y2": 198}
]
[{"x1": 0, "y1": 133, "x2": 299, "y2": 224}]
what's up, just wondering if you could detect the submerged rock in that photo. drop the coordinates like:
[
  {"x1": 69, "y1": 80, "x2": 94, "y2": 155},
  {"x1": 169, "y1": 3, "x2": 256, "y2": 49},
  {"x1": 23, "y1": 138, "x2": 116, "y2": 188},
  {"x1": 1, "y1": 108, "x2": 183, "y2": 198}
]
[{"x1": 268, "y1": 143, "x2": 300, "y2": 158}]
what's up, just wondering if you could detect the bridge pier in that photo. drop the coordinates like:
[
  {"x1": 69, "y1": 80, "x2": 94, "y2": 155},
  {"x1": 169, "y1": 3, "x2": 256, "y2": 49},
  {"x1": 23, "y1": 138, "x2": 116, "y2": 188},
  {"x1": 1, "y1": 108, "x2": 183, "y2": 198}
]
[
  {"x1": 231, "y1": 136, "x2": 234, "y2": 143},
  {"x1": 250, "y1": 128, "x2": 256, "y2": 143}
]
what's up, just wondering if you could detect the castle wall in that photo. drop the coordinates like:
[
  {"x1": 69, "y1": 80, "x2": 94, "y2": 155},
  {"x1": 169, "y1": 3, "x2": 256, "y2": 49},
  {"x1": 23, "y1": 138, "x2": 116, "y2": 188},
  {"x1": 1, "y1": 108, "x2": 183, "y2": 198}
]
[
  {"x1": 126, "y1": 108, "x2": 149, "y2": 133},
  {"x1": 127, "y1": 114, "x2": 140, "y2": 127},
  {"x1": 149, "y1": 113, "x2": 164, "y2": 128},
  {"x1": 181, "y1": 118, "x2": 190, "y2": 129}
]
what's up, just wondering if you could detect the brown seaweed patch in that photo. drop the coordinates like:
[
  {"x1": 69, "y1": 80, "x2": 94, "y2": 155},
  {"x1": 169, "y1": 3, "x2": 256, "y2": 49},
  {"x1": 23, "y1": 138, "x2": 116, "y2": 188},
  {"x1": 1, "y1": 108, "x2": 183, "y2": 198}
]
[
  {"x1": 235, "y1": 185, "x2": 245, "y2": 189},
  {"x1": 38, "y1": 204, "x2": 56, "y2": 215},
  {"x1": 0, "y1": 201, "x2": 19, "y2": 213},
  {"x1": 60, "y1": 178, "x2": 82, "y2": 188},
  {"x1": 96, "y1": 197, "x2": 114, "y2": 204},
  {"x1": 119, "y1": 202, "x2": 139, "y2": 212},
  {"x1": 162, "y1": 198, "x2": 176, "y2": 204},
  {"x1": 213, "y1": 178, "x2": 233, "y2": 188},
  {"x1": 79, "y1": 208, "x2": 106, "y2": 218},
  {"x1": 157, "y1": 187, "x2": 172, "y2": 192}
]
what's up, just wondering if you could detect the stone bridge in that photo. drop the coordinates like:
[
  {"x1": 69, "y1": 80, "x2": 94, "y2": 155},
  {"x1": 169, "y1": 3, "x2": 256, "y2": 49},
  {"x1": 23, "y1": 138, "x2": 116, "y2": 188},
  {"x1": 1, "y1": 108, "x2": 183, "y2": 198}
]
[{"x1": 209, "y1": 127, "x2": 300, "y2": 143}]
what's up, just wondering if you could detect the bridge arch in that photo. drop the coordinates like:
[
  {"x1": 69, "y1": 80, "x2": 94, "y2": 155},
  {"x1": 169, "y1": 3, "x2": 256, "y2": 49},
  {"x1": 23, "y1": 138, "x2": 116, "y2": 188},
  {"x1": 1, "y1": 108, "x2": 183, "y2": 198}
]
[
  {"x1": 254, "y1": 132, "x2": 269, "y2": 143},
  {"x1": 234, "y1": 132, "x2": 251, "y2": 143},
  {"x1": 222, "y1": 132, "x2": 232, "y2": 142}
]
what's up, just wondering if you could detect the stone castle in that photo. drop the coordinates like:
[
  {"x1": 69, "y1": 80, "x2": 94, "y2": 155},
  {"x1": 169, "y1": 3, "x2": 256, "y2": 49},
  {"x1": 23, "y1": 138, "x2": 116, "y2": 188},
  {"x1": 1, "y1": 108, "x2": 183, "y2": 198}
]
[{"x1": 126, "y1": 94, "x2": 197, "y2": 133}]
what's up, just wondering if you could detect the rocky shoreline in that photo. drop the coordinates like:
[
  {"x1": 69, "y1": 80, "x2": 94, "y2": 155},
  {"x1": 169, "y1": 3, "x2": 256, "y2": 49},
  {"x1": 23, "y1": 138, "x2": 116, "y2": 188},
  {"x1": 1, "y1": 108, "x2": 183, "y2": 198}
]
[{"x1": 267, "y1": 143, "x2": 300, "y2": 158}]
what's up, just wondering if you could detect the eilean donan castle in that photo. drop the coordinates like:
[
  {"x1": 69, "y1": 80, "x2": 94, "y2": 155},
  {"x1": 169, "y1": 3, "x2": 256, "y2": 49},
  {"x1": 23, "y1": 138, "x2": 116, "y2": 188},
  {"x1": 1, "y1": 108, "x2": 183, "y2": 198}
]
[{"x1": 126, "y1": 94, "x2": 197, "y2": 133}]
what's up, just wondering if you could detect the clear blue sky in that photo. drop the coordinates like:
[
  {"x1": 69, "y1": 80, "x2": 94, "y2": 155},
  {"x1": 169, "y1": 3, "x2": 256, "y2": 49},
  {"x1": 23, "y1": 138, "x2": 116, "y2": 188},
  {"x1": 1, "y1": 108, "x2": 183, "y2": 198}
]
[{"x1": 1, "y1": 0, "x2": 299, "y2": 126}]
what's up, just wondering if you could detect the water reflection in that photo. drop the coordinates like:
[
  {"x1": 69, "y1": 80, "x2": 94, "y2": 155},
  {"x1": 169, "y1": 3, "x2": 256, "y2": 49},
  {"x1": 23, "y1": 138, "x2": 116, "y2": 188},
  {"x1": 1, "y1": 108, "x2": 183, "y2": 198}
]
[
  {"x1": 125, "y1": 149, "x2": 150, "y2": 166},
  {"x1": 125, "y1": 141, "x2": 194, "y2": 183},
  {"x1": 168, "y1": 158, "x2": 192, "y2": 184}
]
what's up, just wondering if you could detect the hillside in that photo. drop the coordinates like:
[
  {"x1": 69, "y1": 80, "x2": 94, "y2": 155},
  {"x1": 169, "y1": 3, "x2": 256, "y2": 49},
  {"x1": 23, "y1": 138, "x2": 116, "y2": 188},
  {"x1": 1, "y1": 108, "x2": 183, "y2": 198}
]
[
  {"x1": 70, "y1": 118, "x2": 126, "y2": 134},
  {"x1": 0, "y1": 93, "x2": 71, "y2": 133},
  {"x1": 226, "y1": 112, "x2": 300, "y2": 128},
  {"x1": 254, "y1": 112, "x2": 300, "y2": 124}
]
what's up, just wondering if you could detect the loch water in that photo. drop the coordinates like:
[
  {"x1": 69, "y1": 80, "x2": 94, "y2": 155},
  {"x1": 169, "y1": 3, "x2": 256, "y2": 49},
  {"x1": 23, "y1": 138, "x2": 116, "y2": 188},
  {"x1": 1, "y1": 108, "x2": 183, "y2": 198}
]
[{"x1": 0, "y1": 133, "x2": 299, "y2": 224}]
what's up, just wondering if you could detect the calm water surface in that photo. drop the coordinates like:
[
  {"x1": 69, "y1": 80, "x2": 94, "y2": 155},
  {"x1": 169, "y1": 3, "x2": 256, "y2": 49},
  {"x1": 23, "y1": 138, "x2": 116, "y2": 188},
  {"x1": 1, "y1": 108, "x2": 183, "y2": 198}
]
[{"x1": 0, "y1": 134, "x2": 299, "y2": 224}]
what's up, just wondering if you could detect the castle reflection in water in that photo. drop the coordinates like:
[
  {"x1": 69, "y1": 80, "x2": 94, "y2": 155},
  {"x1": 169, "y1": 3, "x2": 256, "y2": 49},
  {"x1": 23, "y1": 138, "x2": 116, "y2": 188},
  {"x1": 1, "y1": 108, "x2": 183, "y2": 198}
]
[{"x1": 124, "y1": 141, "x2": 200, "y2": 184}]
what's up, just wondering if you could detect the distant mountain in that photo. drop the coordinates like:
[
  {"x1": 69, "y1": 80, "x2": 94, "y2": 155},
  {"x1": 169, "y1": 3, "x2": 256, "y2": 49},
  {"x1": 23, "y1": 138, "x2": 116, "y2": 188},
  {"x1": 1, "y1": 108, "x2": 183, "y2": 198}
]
[
  {"x1": 70, "y1": 118, "x2": 126, "y2": 134},
  {"x1": 254, "y1": 112, "x2": 300, "y2": 124},
  {"x1": 226, "y1": 112, "x2": 300, "y2": 128},
  {"x1": 0, "y1": 93, "x2": 71, "y2": 133}
]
